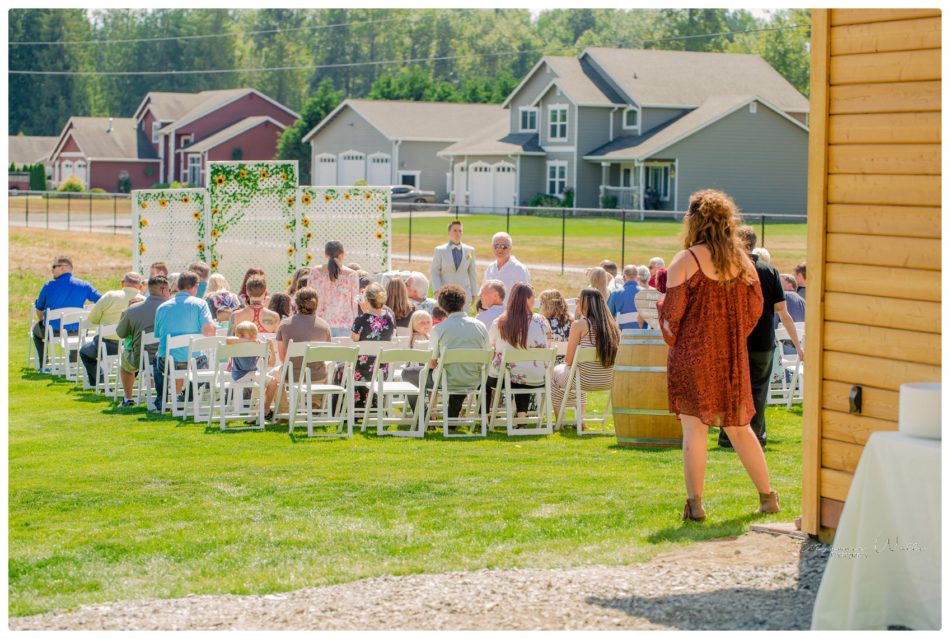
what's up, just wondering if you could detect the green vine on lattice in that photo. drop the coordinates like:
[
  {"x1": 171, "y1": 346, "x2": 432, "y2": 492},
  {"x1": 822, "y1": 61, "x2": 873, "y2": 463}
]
[
  {"x1": 135, "y1": 189, "x2": 205, "y2": 262},
  {"x1": 208, "y1": 162, "x2": 297, "y2": 273}
]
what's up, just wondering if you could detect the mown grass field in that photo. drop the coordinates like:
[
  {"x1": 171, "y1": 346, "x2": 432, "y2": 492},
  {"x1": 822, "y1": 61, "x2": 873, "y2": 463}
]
[{"x1": 8, "y1": 227, "x2": 803, "y2": 617}]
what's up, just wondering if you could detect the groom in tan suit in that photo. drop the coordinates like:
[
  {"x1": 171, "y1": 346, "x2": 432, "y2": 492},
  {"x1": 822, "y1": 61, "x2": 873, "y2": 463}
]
[{"x1": 430, "y1": 220, "x2": 478, "y2": 303}]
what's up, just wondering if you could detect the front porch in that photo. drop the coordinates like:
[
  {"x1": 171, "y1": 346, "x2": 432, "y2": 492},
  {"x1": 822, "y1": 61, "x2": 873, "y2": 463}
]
[{"x1": 595, "y1": 160, "x2": 677, "y2": 211}]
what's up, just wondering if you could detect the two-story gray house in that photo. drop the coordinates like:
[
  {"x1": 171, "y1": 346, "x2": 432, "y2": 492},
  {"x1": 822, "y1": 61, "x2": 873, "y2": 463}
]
[
  {"x1": 440, "y1": 47, "x2": 810, "y2": 214},
  {"x1": 302, "y1": 99, "x2": 502, "y2": 201}
]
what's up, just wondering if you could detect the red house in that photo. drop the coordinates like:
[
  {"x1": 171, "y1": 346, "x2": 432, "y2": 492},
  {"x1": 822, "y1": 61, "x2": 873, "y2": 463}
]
[{"x1": 48, "y1": 88, "x2": 299, "y2": 192}]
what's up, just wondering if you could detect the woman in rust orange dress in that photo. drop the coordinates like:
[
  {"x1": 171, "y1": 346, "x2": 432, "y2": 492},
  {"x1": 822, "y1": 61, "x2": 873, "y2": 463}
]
[{"x1": 658, "y1": 189, "x2": 780, "y2": 521}]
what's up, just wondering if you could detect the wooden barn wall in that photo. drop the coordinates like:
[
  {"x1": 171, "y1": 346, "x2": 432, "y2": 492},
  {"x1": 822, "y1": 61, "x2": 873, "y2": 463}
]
[{"x1": 803, "y1": 9, "x2": 941, "y2": 542}]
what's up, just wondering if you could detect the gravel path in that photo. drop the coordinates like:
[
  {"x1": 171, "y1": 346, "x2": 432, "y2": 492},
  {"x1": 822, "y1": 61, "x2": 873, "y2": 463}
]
[{"x1": 11, "y1": 531, "x2": 829, "y2": 631}]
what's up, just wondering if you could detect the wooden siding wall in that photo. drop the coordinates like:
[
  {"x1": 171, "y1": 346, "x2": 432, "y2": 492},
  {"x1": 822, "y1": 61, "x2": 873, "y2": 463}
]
[{"x1": 803, "y1": 9, "x2": 941, "y2": 542}]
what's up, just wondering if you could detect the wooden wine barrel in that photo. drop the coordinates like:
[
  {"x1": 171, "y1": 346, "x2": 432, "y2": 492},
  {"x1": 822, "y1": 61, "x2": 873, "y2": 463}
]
[{"x1": 611, "y1": 329, "x2": 682, "y2": 448}]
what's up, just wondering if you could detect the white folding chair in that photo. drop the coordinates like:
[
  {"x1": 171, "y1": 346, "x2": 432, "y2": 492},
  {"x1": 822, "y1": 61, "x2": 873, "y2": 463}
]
[
  {"x1": 60, "y1": 311, "x2": 93, "y2": 385},
  {"x1": 44, "y1": 307, "x2": 87, "y2": 377},
  {"x1": 555, "y1": 346, "x2": 614, "y2": 435},
  {"x1": 489, "y1": 348, "x2": 556, "y2": 436},
  {"x1": 353, "y1": 341, "x2": 391, "y2": 422},
  {"x1": 288, "y1": 345, "x2": 359, "y2": 438},
  {"x1": 94, "y1": 324, "x2": 121, "y2": 398},
  {"x1": 161, "y1": 333, "x2": 200, "y2": 415},
  {"x1": 135, "y1": 332, "x2": 159, "y2": 406},
  {"x1": 208, "y1": 341, "x2": 270, "y2": 431},
  {"x1": 332, "y1": 335, "x2": 353, "y2": 345},
  {"x1": 363, "y1": 348, "x2": 431, "y2": 437},
  {"x1": 28, "y1": 304, "x2": 41, "y2": 370},
  {"x1": 395, "y1": 326, "x2": 412, "y2": 338},
  {"x1": 185, "y1": 336, "x2": 227, "y2": 422},
  {"x1": 412, "y1": 339, "x2": 431, "y2": 351},
  {"x1": 773, "y1": 326, "x2": 804, "y2": 409},
  {"x1": 427, "y1": 348, "x2": 493, "y2": 438},
  {"x1": 391, "y1": 335, "x2": 411, "y2": 347}
]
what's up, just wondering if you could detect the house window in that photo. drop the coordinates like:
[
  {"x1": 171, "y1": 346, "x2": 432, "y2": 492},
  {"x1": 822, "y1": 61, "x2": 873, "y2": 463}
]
[
  {"x1": 519, "y1": 107, "x2": 538, "y2": 132},
  {"x1": 180, "y1": 134, "x2": 194, "y2": 148},
  {"x1": 623, "y1": 107, "x2": 640, "y2": 130},
  {"x1": 621, "y1": 167, "x2": 632, "y2": 188},
  {"x1": 398, "y1": 170, "x2": 420, "y2": 187},
  {"x1": 547, "y1": 105, "x2": 568, "y2": 141},
  {"x1": 151, "y1": 121, "x2": 161, "y2": 143},
  {"x1": 546, "y1": 161, "x2": 567, "y2": 196},
  {"x1": 646, "y1": 165, "x2": 671, "y2": 201},
  {"x1": 188, "y1": 155, "x2": 202, "y2": 186}
]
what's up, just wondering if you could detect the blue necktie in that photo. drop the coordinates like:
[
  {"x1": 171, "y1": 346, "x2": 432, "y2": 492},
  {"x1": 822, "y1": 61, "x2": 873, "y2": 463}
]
[{"x1": 452, "y1": 245, "x2": 462, "y2": 269}]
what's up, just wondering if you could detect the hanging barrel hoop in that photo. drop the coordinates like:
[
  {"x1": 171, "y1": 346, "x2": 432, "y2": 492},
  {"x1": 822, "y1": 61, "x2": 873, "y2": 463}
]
[{"x1": 611, "y1": 329, "x2": 682, "y2": 448}]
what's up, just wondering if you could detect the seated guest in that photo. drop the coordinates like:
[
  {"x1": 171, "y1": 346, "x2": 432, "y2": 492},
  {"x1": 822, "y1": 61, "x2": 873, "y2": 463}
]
[
  {"x1": 152, "y1": 271, "x2": 216, "y2": 410},
  {"x1": 606, "y1": 264, "x2": 643, "y2": 331},
  {"x1": 347, "y1": 262, "x2": 362, "y2": 272},
  {"x1": 778, "y1": 273, "x2": 806, "y2": 324},
  {"x1": 634, "y1": 265, "x2": 664, "y2": 330},
  {"x1": 587, "y1": 266, "x2": 612, "y2": 301},
  {"x1": 148, "y1": 261, "x2": 168, "y2": 278},
  {"x1": 79, "y1": 271, "x2": 145, "y2": 387},
  {"x1": 204, "y1": 273, "x2": 242, "y2": 317},
  {"x1": 227, "y1": 321, "x2": 278, "y2": 423},
  {"x1": 337, "y1": 282, "x2": 395, "y2": 409},
  {"x1": 600, "y1": 259, "x2": 623, "y2": 294},
  {"x1": 168, "y1": 272, "x2": 180, "y2": 294},
  {"x1": 752, "y1": 247, "x2": 772, "y2": 264},
  {"x1": 267, "y1": 292, "x2": 292, "y2": 322},
  {"x1": 487, "y1": 283, "x2": 553, "y2": 418},
  {"x1": 230, "y1": 276, "x2": 281, "y2": 335},
  {"x1": 475, "y1": 279, "x2": 506, "y2": 329},
  {"x1": 187, "y1": 261, "x2": 211, "y2": 297},
  {"x1": 287, "y1": 267, "x2": 310, "y2": 314},
  {"x1": 647, "y1": 257, "x2": 666, "y2": 289},
  {"x1": 408, "y1": 310, "x2": 432, "y2": 348},
  {"x1": 431, "y1": 306, "x2": 448, "y2": 325},
  {"x1": 310, "y1": 241, "x2": 360, "y2": 338},
  {"x1": 403, "y1": 285, "x2": 489, "y2": 416},
  {"x1": 116, "y1": 275, "x2": 171, "y2": 407},
  {"x1": 386, "y1": 276, "x2": 417, "y2": 328},
  {"x1": 794, "y1": 262, "x2": 807, "y2": 298},
  {"x1": 551, "y1": 288, "x2": 620, "y2": 422},
  {"x1": 539, "y1": 289, "x2": 572, "y2": 343},
  {"x1": 406, "y1": 271, "x2": 437, "y2": 314},
  {"x1": 238, "y1": 267, "x2": 266, "y2": 306},
  {"x1": 33, "y1": 255, "x2": 101, "y2": 367}
]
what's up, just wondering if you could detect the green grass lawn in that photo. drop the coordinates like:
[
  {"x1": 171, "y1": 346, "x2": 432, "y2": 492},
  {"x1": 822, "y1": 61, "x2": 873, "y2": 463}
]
[
  {"x1": 391, "y1": 214, "x2": 807, "y2": 274},
  {"x1": 8, "y1": 235, "x2": 803, "y2": 618}
]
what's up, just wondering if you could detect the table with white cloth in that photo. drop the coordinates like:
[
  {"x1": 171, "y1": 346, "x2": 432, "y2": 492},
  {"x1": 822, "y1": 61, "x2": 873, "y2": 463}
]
[{"x1": 811, "y1": 431, "x2": 941, "y2": 629}]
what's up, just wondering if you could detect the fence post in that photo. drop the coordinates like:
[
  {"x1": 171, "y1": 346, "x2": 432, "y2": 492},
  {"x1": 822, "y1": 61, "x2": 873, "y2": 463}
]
[
  {"x1": 560, "y1": 206, "x2": 566, "y2": 275},
  {"x1": 761, "y1": 214, "x2": 766, "y2": 247},
  {"x1": 620, "y1": 208, "x2": 626, "y2": 267},
  {"x1": 113, "y1": 194, "x2": 117, "y2": 235},
  {"x1": 67, "y1": 193, "x2": 71, "y2": 231},
  {"x1": 89, "y1": 192, "x2": 93, "y2": 232},
  {"x1": 408, "y1": 204, "x2": 413, "y2": 264},
  {"x1": 506, "y1": 206, "x2": 510, "y2": 234},
  {"x1": 25, "y1": 191, "x2": 30, "y2": 228},
  {"x1": 46, "y1": 191, "x2": 50, "y2": 229}
]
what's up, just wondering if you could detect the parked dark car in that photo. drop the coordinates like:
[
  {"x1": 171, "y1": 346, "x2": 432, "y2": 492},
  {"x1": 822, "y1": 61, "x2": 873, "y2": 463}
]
[{"x1": 390, "y1": 185, "x2": 436, "y2": 204}]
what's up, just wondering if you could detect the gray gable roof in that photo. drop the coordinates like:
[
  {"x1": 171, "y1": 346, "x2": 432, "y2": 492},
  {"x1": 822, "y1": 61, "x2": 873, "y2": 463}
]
[
  {"x1": 59, "y1": 117, "x2": 158, "y2": 160},
  {"x1": 538, "y1": 56, "x2": 625, "y2": 106},
  {"x1": 582, "y1": 47, "x2": 809, "y2": 113},
  {"x1": 439, "y1": 117, "x2": 544, "y2": 157},
  {"x1": 584, "y1": 95, "x2": 807, "y2": 161},
  {"x1": 9, "y1": 136, "x2": 58, "y2": 165},
  {"x1": 184, "y1": 116, "x2": 285, "y2": 153},
  {"x1": 304, "y1": 99, "x2": 503, "y2": 143}
]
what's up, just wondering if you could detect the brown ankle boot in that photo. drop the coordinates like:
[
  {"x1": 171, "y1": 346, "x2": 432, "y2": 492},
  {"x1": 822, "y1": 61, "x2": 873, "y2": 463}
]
[
  {"x1": 758, "y1": 490, "x2": 780, "y2": 514},
  {"x1": 683, "y1": 497, "x2": 706, "y2": 522}
]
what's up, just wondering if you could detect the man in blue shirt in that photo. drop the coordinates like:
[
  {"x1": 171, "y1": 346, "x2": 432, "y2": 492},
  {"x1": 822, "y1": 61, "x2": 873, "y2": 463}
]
[
  {"x1": 33, "y1": 255, "x2": 101, "y2": 366},
  {"x1": 606, "y1": 264, "x2": 642, "y2": 331},
  {"x1": 152, "y1": 271, "x2": 216, "y2": 411}
]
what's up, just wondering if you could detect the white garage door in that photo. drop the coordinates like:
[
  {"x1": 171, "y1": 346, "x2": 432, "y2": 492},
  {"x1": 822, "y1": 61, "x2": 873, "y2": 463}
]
[
  {"x1": 314, "y1": 154, "x2": 336, "y2": 185},
  {"x1": 367, "y1": 153, "x2": 391, "y2": 186},
  {"x1": 468, "y1": 162, "x2": 493, "y2": 211},
  {"x1": 492, "y1": 162, "x2": 516, "y2": 210},
  {"x1": 338, "y1": 151, "x2": 365, "y2": 186}
]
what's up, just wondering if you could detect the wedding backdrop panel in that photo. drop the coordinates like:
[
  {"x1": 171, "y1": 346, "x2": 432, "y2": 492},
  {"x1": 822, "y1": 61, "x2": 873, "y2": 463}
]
[{"x1": 132, "y1": 161, "x2": 392, "y2": 290}]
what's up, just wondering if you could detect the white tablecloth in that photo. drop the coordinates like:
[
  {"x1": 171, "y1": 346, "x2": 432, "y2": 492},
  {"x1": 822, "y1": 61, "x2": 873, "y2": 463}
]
[{"x1": 811, "y1": 431, "x2": 941, "y2": 629}]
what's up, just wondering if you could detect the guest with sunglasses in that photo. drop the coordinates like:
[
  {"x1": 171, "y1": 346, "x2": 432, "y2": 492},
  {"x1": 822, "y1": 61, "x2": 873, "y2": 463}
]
[
  {"x1": 33, "y1": 255, "x2": 102, "y2": 368},
  {"x1": 482, "y1": 231, "x2": 531, "y2": 294}
]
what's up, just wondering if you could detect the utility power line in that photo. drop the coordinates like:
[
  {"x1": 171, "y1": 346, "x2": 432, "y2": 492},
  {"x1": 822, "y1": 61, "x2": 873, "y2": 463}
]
[{"x1": 9, "y1": 24, "x2": 807, "y2": 77}]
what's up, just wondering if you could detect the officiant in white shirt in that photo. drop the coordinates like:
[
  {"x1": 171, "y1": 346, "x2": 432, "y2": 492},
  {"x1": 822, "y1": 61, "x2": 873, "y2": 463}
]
[
  {"x1": 430, "y1": 219, "x2": 478, "y2": 302},
  {"x1": 482, "y1": 231, "x2": 530, "y2": 293}
]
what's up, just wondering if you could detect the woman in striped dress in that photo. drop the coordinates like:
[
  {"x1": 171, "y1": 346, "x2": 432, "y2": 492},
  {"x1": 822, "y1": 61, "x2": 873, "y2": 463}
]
[{"x1": 550, "y1": 288, "x2": 620, "y2": 421}]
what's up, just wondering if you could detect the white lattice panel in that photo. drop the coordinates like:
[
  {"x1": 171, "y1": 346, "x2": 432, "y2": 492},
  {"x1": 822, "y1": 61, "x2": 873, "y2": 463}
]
[
  {"x1": 132, "y1": 188, "x2": 208, "y2": 276},
  {"x1": 208, "y1": 161, "x2": 300, "y2": 291},
  {"x1": 298, "y1": 186, "x2": 391, "y2": 274}
]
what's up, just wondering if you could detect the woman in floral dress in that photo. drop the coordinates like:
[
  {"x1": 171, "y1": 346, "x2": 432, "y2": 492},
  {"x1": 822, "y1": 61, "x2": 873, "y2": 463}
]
[
  {"x1": 487, "y1": 283, "x2": 553, "y2": 417},
  {"x1": 335, "y1": 282, "x2": 395, "y2": 409}
]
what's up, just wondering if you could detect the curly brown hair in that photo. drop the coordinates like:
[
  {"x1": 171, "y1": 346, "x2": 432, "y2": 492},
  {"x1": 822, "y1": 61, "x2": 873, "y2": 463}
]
[{"x1": 681, "y1": 189, "x2": 753, "y2": 285}]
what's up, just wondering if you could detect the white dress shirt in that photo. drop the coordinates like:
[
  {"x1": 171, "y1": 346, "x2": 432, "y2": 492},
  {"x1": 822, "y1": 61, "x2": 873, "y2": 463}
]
[{"x1": 483, "y1": 255, "x2": 531, "y2": 294}]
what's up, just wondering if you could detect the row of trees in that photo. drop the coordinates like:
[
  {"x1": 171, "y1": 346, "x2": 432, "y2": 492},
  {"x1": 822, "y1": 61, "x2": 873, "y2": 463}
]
[
  {"x1": 8, "y1": 162, "x2": 48, "y2": 191},
  {"x1": 10, "y1": 8, "x2": 811, "y2": 137}
]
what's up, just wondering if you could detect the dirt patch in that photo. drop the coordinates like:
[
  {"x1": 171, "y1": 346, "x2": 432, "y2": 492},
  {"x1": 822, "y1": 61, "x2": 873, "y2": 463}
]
[{"x1": 10, "y1": 531, "x2": 829, "y2": 631}]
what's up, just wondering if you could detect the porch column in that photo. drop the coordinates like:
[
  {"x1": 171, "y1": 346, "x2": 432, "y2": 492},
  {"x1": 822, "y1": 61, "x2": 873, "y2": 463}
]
[
  {"x1": 638, "y1": 162, "x2": 645, "y2": 211},
  {"x1": 599, "y1": 162, "x2": 610, "y2": 207}
]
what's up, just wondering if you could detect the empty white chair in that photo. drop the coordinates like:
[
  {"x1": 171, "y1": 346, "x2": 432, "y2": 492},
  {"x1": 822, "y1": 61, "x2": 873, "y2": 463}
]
[
  {"x1": 208, "y1": 340, "x2": 270, "y2": 431},
  {"x1": 555, "y1": 346, "x2": 614, "y2": 435},
  {"x1": 362, "y1": 348, "x2": 431, "y2": 437},
  {"x1": 427, "y1": 348, "x2": 493, "y2": 438},
  {"x1": 288, "y1": 345, "x2": 359, "y2": 438},
  {"x1": 489, "y1": 348, "x2": 557, "y2": 436}
]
